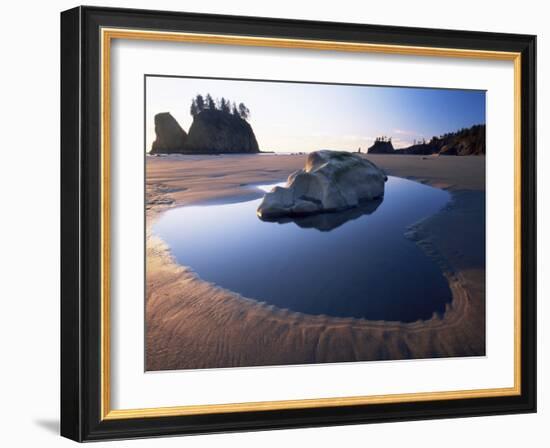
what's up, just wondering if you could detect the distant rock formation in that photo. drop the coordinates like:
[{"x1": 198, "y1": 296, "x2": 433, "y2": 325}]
[
  {"x1": 185, "y1": 109, "x2": 260, "y2": 154},
  {"x1": 366, "y1": 124, "x2": 485, "y2": 156},
  {"x1": 367, "y1": 140, "x2": 395, "y2": 154},
  {"x1": 257, "y1": 150, "x2": 387, "y2": 219},
  {"x1": 150, "y1": 113, "x2": 188, "y2": 154}
]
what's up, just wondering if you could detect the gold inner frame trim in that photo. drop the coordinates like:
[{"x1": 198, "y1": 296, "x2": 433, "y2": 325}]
[{"x1": 100, "y1": 27, "x2": 522, "y2": 421}]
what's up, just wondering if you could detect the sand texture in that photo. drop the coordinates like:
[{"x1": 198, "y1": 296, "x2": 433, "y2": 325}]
[{"x1": 145, "y1": 154, "x2": 485, "y2": 370}]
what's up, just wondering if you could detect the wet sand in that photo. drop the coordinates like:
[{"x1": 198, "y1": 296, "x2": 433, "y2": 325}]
[{"x1": 146, "y1": 153, "x2": 485, "y2": 370}]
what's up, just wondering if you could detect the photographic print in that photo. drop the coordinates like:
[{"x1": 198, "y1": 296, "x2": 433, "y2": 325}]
[
  {"x1": 145, "y1": 76, "x2": 486, "y2": 371},
  {"x1": 61, "y1": 8, "x2": 536, "y2": 440}
]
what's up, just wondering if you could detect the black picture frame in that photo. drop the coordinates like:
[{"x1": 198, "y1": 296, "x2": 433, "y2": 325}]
[{"x1": 61, "y1": 5, "x2": 536, "y2": 442}]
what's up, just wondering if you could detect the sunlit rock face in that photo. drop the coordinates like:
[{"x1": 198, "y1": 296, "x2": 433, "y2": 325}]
[{"x1": 257, "y1": 150, "x2": 387, "y2": 219}]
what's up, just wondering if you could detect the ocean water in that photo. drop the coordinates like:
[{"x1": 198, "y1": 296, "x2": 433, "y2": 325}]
[{"x1": 153, "y1": 176, "x2": 452, "y2": 322}]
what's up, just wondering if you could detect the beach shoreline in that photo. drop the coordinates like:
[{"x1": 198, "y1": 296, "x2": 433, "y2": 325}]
[{"x1": 145, "y1": 153, "x2": 486, "y2": 371}]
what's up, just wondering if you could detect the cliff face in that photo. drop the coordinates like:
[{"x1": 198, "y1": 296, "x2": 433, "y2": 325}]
[
  {"x1": 367, "y1": 140, "x2": 395, "y2": 154},
  {"x1": 436, "y1": 124, "x2": 485, "y2": 156},
  {"x1": 150, "y1": 113, "x2": 188, "y2": 154},
  {"x1": 185, "y1": 109, "x2": 260, "y2": 154}
]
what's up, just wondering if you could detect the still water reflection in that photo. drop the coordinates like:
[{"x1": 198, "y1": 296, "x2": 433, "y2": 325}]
[{"x1": 153, "y1": 177, "x2": 452, "y2": 322}]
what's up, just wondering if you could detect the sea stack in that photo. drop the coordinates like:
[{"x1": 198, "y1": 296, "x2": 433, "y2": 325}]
[
  {"x1": 185, "y1": 109, "x2": 260, "y2": 154},
  {"x1": 150, "y1": 112, "x2": 188, "y2": 154},
  {"x1": 367, "y1": 139, "x2": 395, "y2": 154},
  {"x1": 257, "y1": 150, "x2": 387, "y2": 219}
]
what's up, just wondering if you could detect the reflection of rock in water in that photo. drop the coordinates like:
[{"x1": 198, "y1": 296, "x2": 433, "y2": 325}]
[{"x1": 262, "y1": 197, "x2": 383, "y2": 232}]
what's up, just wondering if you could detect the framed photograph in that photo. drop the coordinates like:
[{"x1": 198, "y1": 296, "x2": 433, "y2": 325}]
[{"x1": 60, "y1": 6, "x2": 536, "y2": 441}]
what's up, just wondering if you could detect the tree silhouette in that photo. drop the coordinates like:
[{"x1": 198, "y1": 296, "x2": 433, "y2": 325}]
[
  {"x1": 238, "y1": 102, "x2": 250, "y2": 120},
  {"x1": 195, "y1": 94, "x2": 205, "y2": 113},
  {"x1": 190, "y1": 98, "x2": 199, "y2": 116},
  {"x1": 205, "y1": 93, "x2": 216, "y2": 110},
  {"x1": 219, "y1": 97, "x2": 231, "y2": 113},
  {"x1": 189, "y1": 94, "x2": 251, "y2": 120}
]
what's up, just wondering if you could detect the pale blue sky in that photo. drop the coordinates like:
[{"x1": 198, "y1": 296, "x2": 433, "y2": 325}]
[{"x1": 145, "y1": 76, "x2": 485, "y2": 153}]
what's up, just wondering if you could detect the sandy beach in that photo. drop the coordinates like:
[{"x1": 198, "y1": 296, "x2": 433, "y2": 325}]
[{"x1": 145, "y1": 153, "x2": 485, "y2": 370}]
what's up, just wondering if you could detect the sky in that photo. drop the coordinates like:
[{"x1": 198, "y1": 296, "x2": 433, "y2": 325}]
[{"x1": 145, "y1": 76, "x2": 486, "y2": 153}]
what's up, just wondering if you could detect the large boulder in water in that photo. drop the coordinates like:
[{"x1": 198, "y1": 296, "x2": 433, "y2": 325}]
[
  {"x1": 257, "y1": 150, "x2": 387, "y2": 219},
  {"x1": 150, "y1": 112, "x2": 188, "y2": 154},
  {"x1": 185, "y1": 109, "x2": 260, "y2": 154}
]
